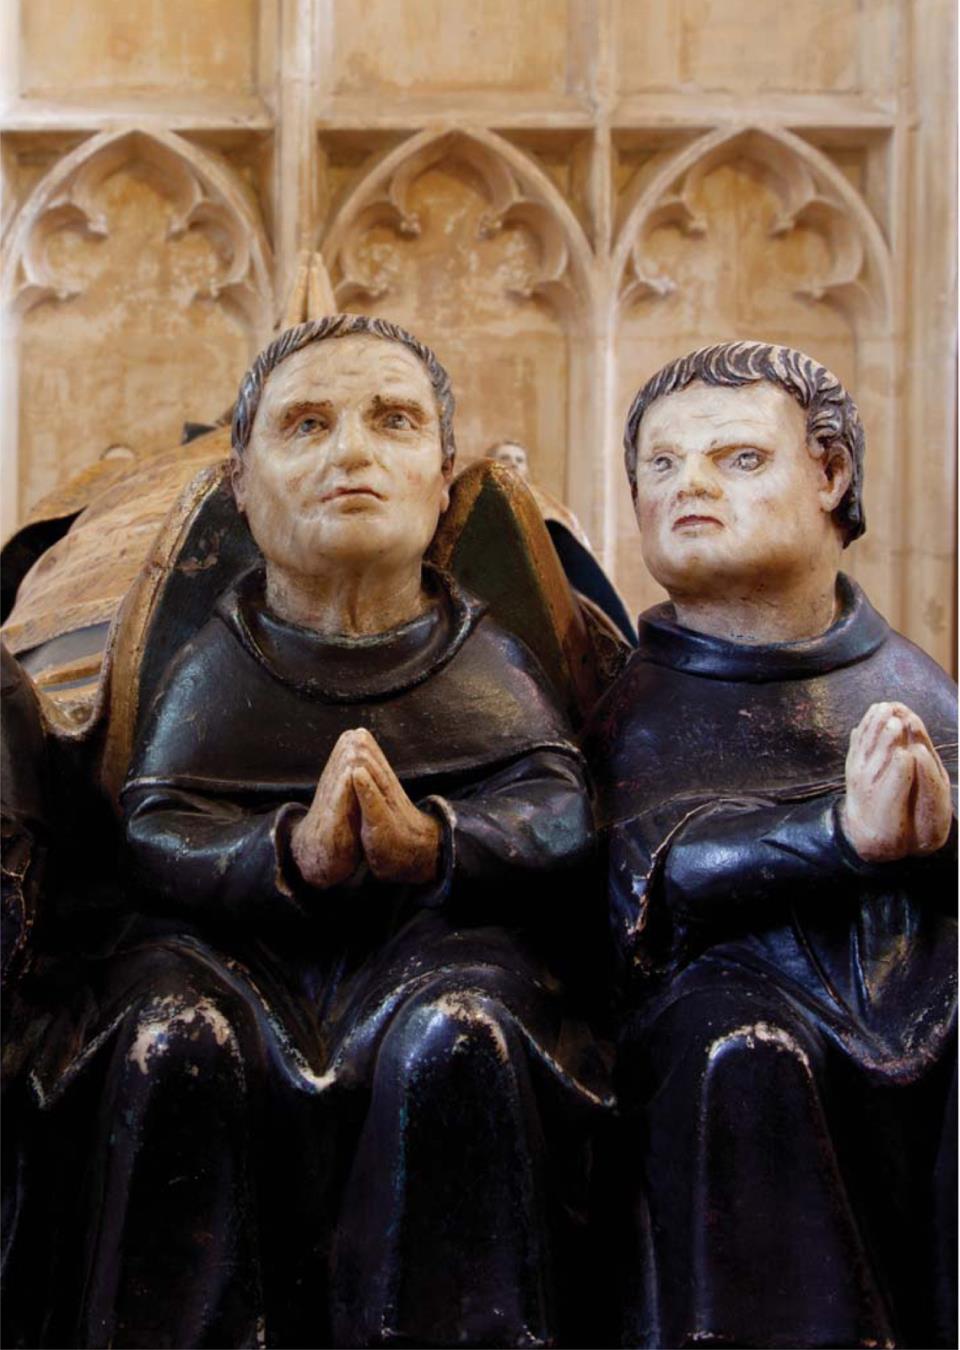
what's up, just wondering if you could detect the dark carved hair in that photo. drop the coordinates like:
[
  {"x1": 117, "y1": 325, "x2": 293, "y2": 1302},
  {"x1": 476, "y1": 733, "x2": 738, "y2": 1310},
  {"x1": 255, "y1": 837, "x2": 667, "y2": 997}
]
[
  {"x1": 622, "y1": 341, "x2": 866, "y2": 545},
  {"x1": 231, "y1": 314, "x2": 456, "y2": 470}
]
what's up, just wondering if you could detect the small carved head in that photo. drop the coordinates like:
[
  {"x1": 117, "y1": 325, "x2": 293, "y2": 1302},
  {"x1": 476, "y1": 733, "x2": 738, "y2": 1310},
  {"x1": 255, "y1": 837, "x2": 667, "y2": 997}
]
[
  {"x1": 623, "y1": 341, "x2": 865, "y2": 545},
  {"x1": 230, "y1": 315, "x2": 456, "y2": 576},
  {"x1": 485, "y1": 441, "x2": 530, "y2": 480}
]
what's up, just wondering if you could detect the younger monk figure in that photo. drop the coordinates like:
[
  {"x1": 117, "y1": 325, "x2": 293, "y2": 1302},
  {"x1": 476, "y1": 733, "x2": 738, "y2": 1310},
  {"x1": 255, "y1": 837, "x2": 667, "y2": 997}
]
[{"x1": 584, "y1": 342, "x2": 956, "y2": 1349}]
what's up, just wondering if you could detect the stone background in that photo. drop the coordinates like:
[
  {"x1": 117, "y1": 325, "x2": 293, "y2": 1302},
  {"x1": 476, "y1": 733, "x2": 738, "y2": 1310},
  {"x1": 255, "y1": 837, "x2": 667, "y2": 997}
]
[{"x1": 1, "y1": 0, "x2": 955, "y2": 667}]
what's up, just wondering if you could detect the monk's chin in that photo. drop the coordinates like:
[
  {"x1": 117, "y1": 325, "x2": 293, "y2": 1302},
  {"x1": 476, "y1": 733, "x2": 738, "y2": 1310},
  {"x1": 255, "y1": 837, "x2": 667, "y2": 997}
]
[{"x1": 643, "y1": 546, "x2": 748, "y2": 592}]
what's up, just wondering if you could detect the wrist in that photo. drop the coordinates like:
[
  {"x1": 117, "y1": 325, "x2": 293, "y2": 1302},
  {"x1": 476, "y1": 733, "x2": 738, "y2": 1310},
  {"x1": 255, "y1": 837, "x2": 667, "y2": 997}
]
[
  {"x1": 406, "y1": 811, "x2": 442, "y2": 885},
  {"x1": 840, "y1": 794, "x2": 907, "y2": 863},
  {"x1": 290, "y1": 815, "x2": 351, "y2": 889}
]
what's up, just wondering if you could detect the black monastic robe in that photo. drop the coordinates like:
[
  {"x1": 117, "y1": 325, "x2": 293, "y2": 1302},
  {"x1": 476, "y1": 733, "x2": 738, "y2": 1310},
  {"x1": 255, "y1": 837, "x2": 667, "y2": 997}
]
[
  {"x1": 583, "y1": 575, "x2": 957, "y2": 1350},
  {"x1": 11, "y1": 567, "x2": 611, "y2": 1350}
]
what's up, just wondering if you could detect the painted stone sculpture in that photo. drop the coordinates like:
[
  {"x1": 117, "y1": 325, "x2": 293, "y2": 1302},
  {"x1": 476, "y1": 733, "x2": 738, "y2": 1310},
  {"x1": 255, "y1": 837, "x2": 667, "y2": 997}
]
[
  {"x1": 4, "y1": 315, "x2": 611, "y2": 1349},
  {"x1": 583, "y1": 342, "x2": 957, "y2": 1350}
]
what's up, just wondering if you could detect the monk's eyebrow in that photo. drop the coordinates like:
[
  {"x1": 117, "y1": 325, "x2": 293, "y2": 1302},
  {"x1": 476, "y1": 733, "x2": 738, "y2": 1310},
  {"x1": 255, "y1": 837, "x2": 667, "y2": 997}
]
[
  {"x1": 276, "y1": 399, "x2": 333, "y2": 429},
  {"x1": 369, "y1": 394, "x2": 432, "y2": 422},
  {"x1": 704, "y1": 434, "x2": 774, "y2": 452},
  {"x1": 644, "y1": 434, "x2": 774, "y2": 454}
]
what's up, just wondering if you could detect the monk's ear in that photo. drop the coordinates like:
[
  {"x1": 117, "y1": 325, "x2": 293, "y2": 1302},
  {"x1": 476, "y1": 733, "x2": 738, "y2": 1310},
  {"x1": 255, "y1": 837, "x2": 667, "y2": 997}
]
[
  {"x1": 439, "y1": 458, "x2": 453, "y2": 514},
  {"x1": 816, "y1": 443, "x2": 852, "y2": 515},
  {"x1": 230, "y1": 451, "x2": 247, "y2": 514}
]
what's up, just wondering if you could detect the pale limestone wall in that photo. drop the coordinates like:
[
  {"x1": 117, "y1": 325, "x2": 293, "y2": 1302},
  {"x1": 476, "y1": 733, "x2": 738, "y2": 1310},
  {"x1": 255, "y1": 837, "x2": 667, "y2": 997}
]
[{"x1": 1, "y1": 0, "x2": 955, "y2": 668}]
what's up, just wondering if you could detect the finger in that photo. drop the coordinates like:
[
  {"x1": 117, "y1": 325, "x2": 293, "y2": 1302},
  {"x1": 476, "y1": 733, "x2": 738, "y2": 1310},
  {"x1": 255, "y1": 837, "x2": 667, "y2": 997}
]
[
  {"x1": 332, "y1": 729, "x2": 395, "y2": 789},
  {"x1": 311, "y1": 748, "x2": 358, "y2": 814},
  {"x1": 315, "y1": 731, "x2": 361, "y2": 792},
  {"x1": 877, "y1": 746, "x2": 917, "y2": 837},
  {"x1": 354, "y1": 768, "x2": 405, "y2": 874},
  {"x1": 874, "y1": 743, "x2": 916, "y2": 798},
  {"x1": 911, "y1": 746, "x2": 953, "y2": 853},
  {"x1": 329, "y1": 728, "x2": 373, "y2": 772},
  {"x1": 339, "y1": 727, "x2": 380, "y2": 758},
  {"x1": 353, "y1": 766, "x2": 392, "y2": 831},
  {"x1": 352, "y1": 741, "x2": 412, "y2": 812},
  {"x1": 854, "y1": 703, "x2": 900, "y2": 757},
  {"x1": 350, "y1": 732, "x2": 397, "y2": 782},
  {"x1": 848, "y1": 710, "x2": 886, "y2": 776},
  {"x1": 306, "y1": 772, "x2": 360, "y2": 845},
  {"x1": 292, "y1": 779, "x2": 361, "y2": 888},
  {"x1": 902, "y1": 710, "x2": 937, "y2": 755},
  {"x1": 860, "y1": 744, "x2": 915, "y2": 831},
  {"x1": 865, "y1": 717, "x2": 912, "y2": 784}
]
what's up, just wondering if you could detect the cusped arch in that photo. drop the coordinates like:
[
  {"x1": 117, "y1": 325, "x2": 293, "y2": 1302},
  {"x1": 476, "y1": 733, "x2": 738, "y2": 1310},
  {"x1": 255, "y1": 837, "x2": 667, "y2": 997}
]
[
  {"x1": 320, "y1": 125, "x2": 597, "y2": 322},
  {"x1": 612, "y1": 125, "x2": 893, "y2": 328},
  {"x1": 1, "y1": 127, "x2": 275, "y2": 340}
]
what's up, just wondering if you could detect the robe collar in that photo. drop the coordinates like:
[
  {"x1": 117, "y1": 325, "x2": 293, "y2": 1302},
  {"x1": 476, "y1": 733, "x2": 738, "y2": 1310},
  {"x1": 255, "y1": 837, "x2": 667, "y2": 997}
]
[
  {"x1": 218, "y1": 563, "x2": 484, "y2": 702},
  {"x1": 634, "y1": 573, "x2": 889, "y2": 683}
]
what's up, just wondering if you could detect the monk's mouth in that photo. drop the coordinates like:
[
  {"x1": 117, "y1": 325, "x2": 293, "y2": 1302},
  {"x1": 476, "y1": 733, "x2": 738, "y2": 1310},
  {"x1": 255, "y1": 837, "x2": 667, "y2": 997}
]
[
  {"x1": 673, "y1": 514, "x2": 723, "y2": 530},
  {"x1": 320, "y1": 487, "x2": 385, "y2": 504}
]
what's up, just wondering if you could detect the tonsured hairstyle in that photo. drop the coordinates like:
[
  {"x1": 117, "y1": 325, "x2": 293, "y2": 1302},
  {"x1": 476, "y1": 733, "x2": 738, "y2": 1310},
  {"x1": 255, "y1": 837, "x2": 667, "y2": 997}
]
[
  {"x1": 623, "y1": 341, "x2": 866, "y2": 545},
  {"x1": 231, "y1": 314, "x2": 456, "y2": 470}
]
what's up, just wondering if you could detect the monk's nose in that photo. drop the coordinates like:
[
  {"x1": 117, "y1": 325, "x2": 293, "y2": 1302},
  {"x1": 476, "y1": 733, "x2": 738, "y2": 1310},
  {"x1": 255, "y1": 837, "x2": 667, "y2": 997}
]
[
  {"x1": 676, "y1": 455, "x2": 721, "y2": 500},
  {"x1": 329, "y1": 413, "x2": 374, "y2": 468}
]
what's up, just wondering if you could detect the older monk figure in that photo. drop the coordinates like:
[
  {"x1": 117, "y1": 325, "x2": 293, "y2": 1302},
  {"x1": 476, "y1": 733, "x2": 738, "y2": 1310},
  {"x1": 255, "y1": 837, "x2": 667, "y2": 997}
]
[{"x1": 8, "y1": 316, "x2": 609, "y2": 1350}]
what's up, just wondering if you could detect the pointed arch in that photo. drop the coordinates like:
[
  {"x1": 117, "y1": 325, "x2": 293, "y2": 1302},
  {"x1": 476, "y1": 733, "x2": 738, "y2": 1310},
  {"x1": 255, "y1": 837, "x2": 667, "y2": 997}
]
[
  {"x1": 612, "y1": 125, "x2": 893, "y2": 328},
  {"x1": 2, "y1": 127, "x2": 274, "y2": 338},
  {"x1": 320, "y1": 125, "x2": 597, "y2": 321}
]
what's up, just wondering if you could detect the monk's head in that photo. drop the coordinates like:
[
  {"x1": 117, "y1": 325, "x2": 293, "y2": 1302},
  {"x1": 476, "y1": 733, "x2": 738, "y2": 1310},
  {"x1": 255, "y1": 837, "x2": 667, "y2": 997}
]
[
  {"x1": 622, "y1": 342, "x2": 863, "y2": 601},
  {"x1": 231, "y1": 316, "x2": 455, "y2": 577},
  {"x1": 486, "y1": 441, "x2": 530, "y2": 480}
]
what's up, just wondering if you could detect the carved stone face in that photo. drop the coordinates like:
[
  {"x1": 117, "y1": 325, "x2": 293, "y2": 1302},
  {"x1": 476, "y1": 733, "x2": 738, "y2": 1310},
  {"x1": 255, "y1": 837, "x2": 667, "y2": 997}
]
[
  {"x1": 491, "y1": 443, "x2": 529, "y2": 478},
  {"x1": 632, "y1": 380, "x2": 847, "y2": 599},
  {"x1": 234, "y1": 334, "x2": 450, "y2": 576}
]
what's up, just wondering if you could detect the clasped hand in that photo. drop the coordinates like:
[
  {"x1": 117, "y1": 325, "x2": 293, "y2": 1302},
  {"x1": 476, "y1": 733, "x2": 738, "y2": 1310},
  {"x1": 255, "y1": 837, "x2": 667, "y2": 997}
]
[
  {"x1": 843, "y1": 702, "x2": 953, "y2": 862},
  {"x1": 290, "y1": 729, "x2": 442, "y2": 889}
]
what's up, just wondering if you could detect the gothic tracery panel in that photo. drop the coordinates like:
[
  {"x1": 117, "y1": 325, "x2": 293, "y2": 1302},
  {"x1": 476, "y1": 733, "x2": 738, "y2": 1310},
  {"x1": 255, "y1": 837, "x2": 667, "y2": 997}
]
[{"x1": 5, "y1": 131, "x2": 273, "y2": 519}]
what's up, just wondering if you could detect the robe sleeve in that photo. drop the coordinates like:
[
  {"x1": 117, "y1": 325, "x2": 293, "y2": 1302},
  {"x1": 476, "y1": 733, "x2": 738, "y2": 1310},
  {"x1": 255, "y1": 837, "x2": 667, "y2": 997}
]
[
  {"x1": 611, "y1": 792, "x2": 957, "y2": 974},
  {"x1": 417, "y1": 747, "x2": 594, "y2": 914},
  {"x1": 122, "y1": 782, "x2": 320, "y2": 925},
  {"x1": 123, "y1": 745, "x2": 593, "y2": 929},
  {"x1": 662, "y1": 794, "x2": 957, "y2": 918}
]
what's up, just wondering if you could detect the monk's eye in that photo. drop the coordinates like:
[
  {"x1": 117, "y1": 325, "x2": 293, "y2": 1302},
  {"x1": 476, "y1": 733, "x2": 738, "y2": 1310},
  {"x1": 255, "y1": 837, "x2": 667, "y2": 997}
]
[
  {"x1": 730, "y1": 449, "x2": 764, "y2": 471},
  {"x1": 380, "y1": 410, "x2": 415, "y2": 431},
  {"x1": 649, "y1": 454, "x2": 674, "y2": 474},
  {"x1": 295, "y1": 415, "x2": 327, "y2": 437}
]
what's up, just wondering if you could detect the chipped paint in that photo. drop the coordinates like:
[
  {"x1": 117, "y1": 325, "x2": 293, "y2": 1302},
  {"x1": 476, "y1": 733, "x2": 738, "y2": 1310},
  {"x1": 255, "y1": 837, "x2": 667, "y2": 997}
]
[
  {"x1": 432, "y1": 991, "x2": 511, "y2": 1065},
  {"x1": 707, "y1": 1020, "x2": 812, "y2": 1073},
  {"x1": 127, "y1": 995, "x2": 237, "y2": 1075}
]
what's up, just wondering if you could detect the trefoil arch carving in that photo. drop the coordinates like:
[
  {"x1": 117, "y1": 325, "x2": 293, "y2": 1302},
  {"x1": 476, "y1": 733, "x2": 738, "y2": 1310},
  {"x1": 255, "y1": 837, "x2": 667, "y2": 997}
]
[{"x1": 613, "y1": 126, "x2": 893, "y2": 330}]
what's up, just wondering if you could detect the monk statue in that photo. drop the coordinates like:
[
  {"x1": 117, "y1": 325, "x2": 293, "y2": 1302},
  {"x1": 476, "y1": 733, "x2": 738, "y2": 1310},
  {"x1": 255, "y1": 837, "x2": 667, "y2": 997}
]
[
  {"x1": 3, "y1": 315, "x2": 611, "y2": 1349},
  {"x1": 583, "y1": 342, "x2": 957, "y2": 1349}
]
